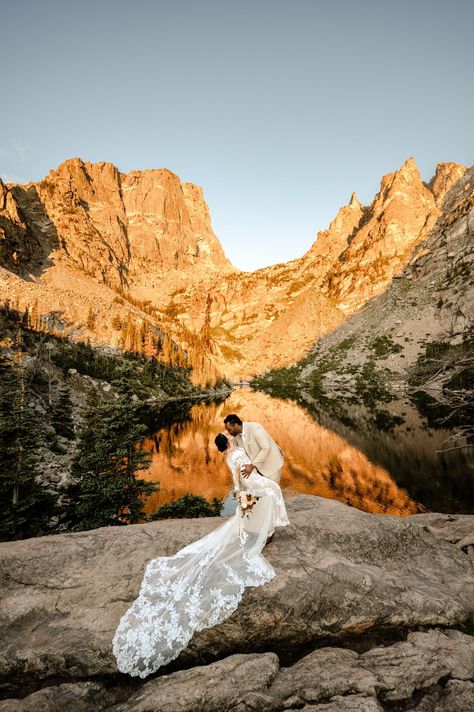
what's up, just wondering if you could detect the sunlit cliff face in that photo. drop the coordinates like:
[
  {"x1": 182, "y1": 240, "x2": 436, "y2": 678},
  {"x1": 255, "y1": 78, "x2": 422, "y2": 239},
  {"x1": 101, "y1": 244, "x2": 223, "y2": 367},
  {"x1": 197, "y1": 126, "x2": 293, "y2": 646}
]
[
  {"x1": 0, "y1": 158, "x2": 468, "y2": 384},
  {"x1": 138, "y1": 389, "x2": 423, "y2": 516}
]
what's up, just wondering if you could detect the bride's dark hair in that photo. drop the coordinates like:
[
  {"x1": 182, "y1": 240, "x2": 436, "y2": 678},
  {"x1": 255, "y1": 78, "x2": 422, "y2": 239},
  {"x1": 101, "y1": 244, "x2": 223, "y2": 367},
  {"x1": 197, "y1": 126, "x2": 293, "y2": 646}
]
[{"x1": 214, "y1": 433, "x2": 229, "y2": 452}]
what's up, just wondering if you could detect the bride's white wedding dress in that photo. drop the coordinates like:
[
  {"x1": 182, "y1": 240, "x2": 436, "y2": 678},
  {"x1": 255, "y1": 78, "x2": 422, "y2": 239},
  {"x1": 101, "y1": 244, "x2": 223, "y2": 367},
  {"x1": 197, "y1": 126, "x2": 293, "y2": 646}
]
[{"x1": 112, "y1": 445, "x2": 289, "y2": 678}]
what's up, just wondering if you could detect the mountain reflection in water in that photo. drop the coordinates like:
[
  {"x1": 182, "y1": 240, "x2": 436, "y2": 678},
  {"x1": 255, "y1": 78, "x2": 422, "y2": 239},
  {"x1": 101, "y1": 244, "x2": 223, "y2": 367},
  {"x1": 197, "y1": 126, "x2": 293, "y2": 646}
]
[{"x1": 139, "y1": 389, "x2": 431, "y2": 517}]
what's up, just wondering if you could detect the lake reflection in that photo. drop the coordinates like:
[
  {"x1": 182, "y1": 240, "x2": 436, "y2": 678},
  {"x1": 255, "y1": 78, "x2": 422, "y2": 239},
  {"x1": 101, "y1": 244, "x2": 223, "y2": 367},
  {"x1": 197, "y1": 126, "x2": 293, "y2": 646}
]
[{"x1": 139, "y1": 388, "x2": 447, "y2": 517}]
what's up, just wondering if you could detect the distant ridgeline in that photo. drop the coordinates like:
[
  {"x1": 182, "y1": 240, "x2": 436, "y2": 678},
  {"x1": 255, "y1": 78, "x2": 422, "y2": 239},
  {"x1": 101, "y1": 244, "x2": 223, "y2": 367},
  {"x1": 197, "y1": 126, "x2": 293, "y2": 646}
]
[{"x1": 0, "y1": 157, "x2": 471, "y2": 385}]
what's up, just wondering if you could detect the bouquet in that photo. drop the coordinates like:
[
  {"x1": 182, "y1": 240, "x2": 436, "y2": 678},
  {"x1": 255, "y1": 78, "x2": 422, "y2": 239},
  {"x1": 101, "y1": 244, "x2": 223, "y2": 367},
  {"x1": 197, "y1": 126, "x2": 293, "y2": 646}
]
[
  {"x1": 237, "y1": 491, "x2": 259, "y2": 517},
  {"x1": 237, "y1": 491, "x2": 260, "y2": 545}
]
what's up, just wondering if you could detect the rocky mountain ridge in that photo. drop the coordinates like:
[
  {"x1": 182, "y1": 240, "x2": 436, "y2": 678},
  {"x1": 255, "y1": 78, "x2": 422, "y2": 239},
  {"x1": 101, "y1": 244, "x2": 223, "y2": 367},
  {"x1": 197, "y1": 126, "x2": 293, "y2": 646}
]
[
  {"x1": 170, "y1": 157, "x2": 469, "y2": 377},
  {"x1": 0, "y1": 157, "x2": 236, "y2": 382},
  {"x1": 298, "y1": 163, "x2": 473, "y2": 389},
  {"x1": 0, "y1": 158, "x2": 233, "y2": 285},
  {"x1": 0, "y1": 156, "x2": 470, "y2": 381}
]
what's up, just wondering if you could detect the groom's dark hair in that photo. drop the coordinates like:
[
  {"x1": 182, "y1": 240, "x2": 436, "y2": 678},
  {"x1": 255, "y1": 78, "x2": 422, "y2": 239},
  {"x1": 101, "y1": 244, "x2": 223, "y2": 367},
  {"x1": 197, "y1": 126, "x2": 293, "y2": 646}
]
[{"x1": 224, "y1": 413, "x2": 242, "y2": 426}]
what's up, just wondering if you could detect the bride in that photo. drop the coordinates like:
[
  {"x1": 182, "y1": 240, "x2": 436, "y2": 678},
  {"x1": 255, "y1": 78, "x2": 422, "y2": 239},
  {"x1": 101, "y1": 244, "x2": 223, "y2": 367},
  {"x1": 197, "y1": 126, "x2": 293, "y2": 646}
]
[{"x1": 112, "y1": 432, "x2": 289, "y2": 678}]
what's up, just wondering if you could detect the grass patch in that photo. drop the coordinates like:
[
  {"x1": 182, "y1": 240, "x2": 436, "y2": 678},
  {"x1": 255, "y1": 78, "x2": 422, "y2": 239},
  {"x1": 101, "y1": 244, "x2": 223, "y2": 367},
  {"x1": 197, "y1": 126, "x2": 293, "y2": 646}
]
[
  {"x1": 369, "y1": 334, "x2": 403, "y2": 358},
  {"x1": 150, "y1": 493, "x2": 223, "y2": 519},
  {"x1": 338, "y1": 335, "x2": 358, "y2": 351},
  {"x1": 251, "y1": 366, "x2": 302, "y2": 402},
  {"x1": 354, "y1": 360, "x2": 397, "y2": 408},
  {"x1": 371, "y1": 410, "x2": 405, "y2": 432},
  {"x1": 453, "y1": 613, "x2": 474, "y2": 636}
]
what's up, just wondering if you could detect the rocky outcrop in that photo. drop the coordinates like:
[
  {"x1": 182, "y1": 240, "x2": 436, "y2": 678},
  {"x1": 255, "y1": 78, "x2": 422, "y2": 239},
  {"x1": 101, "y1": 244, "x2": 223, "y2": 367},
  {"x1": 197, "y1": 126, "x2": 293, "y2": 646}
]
[
  {"x1": 0, "y1": 158, "x2": 234, "y2": 292},
  {"x1": 320, "y1": 157, "x2": 452, "y2": 313},
  {"x1": 303, "y1": 190, "x2": 367, "y2": 265},
  {"x1": 428, "y1": 161, "x2": 468, "y2": 205},
  {"x1": 0, "y1": 495, "x2": 473, "y2": 710}
]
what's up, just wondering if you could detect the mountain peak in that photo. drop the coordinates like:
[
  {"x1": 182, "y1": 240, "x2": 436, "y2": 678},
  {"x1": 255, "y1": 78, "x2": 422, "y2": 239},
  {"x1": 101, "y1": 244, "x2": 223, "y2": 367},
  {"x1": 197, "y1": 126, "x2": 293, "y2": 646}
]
[
  {"x1": 348, "y1": 191, "x2": 362, "y2": 208},
  {"x1": 428, "y1": 162, "x2": 468, "y2": 205},
  {"x1": 50, "y1": 156, "x2": 86, "y2": 174},
  {"x1": 379, "y1": 156, "x2": 423, "y2": 195},
  {"x1": 395, "y1": 156, "x2": 422, "y2": 182},
  {"x1": 400, "y1": 155, "x2": 418, "y2": 171}
]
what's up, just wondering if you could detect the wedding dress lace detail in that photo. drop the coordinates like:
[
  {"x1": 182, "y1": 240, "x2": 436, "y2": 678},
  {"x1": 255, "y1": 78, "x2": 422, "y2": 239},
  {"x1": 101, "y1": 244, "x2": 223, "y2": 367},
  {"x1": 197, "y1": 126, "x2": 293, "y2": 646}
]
[{"x1": 112, "y1": 446, "x2": 289, "y2": 678}]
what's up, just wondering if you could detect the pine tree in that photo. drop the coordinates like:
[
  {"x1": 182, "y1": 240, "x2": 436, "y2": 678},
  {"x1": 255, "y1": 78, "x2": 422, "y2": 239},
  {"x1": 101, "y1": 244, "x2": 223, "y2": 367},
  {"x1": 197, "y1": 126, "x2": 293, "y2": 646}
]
[
  {"x1": 22, "y1": 307, "x2": 29, "y2": 327},
  {"x1": 64, "y1": 378, "x2": 158, "y2": 531},
  {"x1": 0, "y1": 355, "x2": 58, "y2": 541},
  {"x1": 138, "y1": 320, "x2": 147, "y2": 354},
  {"x1": 175, "y1": 343, "x2": 186, "y2": 367},
  {"x1": 133, "y1": 323, "x2": 141, "y2": 353},
  {"x1": 202, "y1": 293, "x2": 212, "y2": 349},
  {"x1": 122, "y1": 311, "x2": 133, "y2": 351},
  {"x1": 143, "y1": 325, "x2": 157, "y2": 357},
  {"x1": 52, "y1": 383, "x2": 75, "y2": 440},
  {"x1": 86, "y1": 306, "x2": 96, "y2": 330},
  {"x1": 31, "y1": 298, "x2": 39, "y2": 330},
  {"x1": 160, "y1": 333, "x2": 173, "y2": 364},
  {"x1": 111, "y1": 314, "x2": 122, "y2": 331}
]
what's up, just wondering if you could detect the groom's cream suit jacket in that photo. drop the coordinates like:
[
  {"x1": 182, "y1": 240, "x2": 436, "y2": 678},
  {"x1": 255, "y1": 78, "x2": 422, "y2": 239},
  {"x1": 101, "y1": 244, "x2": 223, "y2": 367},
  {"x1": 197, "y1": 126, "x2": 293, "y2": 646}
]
[{"x1": 236, "y1": 421, "x2": 284, "y2": 483}]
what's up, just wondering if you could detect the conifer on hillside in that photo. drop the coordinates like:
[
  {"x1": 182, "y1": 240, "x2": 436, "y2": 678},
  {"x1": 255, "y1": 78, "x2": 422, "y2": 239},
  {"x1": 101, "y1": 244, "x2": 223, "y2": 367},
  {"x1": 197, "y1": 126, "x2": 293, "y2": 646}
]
[
  {"x1": 64, "y1": 377, "x2": 158, "y2": 531},
  {"x1": 52, "y1": 382, "x2": 75, "y2": 440},
  {"x1": 0, "y1": 345, "x2": 58, "y2": 541}
]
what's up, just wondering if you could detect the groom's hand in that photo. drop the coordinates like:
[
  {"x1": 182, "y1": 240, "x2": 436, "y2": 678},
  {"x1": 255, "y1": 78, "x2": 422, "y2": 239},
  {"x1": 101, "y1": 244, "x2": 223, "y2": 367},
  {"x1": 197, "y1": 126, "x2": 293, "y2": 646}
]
[{"x1": 241, "y1": 464, "x2": 255, "y2": 478}]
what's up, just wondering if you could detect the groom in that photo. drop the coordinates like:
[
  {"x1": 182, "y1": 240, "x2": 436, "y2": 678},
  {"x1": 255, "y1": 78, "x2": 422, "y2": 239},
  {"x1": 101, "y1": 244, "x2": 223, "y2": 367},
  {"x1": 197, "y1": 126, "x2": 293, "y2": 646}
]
[{"x1": 224, "y1": 413, "x2": 284, "y2": 483}]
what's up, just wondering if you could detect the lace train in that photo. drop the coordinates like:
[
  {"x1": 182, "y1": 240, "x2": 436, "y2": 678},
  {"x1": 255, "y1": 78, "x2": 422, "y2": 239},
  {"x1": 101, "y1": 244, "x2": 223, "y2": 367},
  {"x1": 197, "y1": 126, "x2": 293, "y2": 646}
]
[{"x1": 112, "y1": 447, "x2": 289, "y2": 678}]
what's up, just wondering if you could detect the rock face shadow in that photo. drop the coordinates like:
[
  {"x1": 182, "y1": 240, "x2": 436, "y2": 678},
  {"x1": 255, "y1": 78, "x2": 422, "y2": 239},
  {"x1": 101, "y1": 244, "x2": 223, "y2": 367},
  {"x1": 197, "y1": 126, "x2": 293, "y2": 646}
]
[{"x1": 0, "y1": 183, "x2": 61, "y2": 280}]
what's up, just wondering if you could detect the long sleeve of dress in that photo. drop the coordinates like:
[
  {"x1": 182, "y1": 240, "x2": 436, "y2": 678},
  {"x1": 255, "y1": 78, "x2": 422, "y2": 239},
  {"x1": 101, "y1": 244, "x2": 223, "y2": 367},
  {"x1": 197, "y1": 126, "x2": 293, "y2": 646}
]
[{"x1": 226, "y1": 453, "x2": 241, "y2": 491}]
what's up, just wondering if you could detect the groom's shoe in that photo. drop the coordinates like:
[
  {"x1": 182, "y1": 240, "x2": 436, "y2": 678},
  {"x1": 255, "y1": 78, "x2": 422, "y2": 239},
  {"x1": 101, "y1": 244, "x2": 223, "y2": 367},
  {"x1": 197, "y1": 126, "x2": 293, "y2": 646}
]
[{"x1": 266, "y1": 534, "x2": 274, "y2": 545}]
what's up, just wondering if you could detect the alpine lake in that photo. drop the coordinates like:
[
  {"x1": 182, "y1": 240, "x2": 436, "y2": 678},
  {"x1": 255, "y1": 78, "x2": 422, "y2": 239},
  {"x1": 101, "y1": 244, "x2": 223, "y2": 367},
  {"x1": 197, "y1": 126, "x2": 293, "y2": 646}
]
[{"x1": 136, "y1": 385, "x2": 474, "y2": 518}]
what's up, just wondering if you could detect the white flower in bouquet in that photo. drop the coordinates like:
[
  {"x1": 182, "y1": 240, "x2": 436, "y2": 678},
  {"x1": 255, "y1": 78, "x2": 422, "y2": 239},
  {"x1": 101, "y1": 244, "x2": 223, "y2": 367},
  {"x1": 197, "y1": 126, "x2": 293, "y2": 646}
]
[
  {"x1": 237, "y1": 491, "x2": 259, "y2": 516},
  {"x1": 236, "y1": 491, "x2": 260, "y2": 545}
]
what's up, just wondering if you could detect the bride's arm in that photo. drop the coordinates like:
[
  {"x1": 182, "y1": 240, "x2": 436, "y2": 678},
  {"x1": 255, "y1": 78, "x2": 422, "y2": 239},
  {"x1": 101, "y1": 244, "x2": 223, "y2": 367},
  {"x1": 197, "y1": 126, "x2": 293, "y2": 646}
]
[{"x1": 226, "y1": 456, "x2": 241, "y2": 495}]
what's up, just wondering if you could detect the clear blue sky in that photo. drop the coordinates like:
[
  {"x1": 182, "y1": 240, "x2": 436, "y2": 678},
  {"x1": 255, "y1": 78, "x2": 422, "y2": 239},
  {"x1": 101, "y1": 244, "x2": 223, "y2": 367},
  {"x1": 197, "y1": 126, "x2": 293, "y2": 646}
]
[{"x1": 1, "y1": 0, "x2": 473, "y2": 271}]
